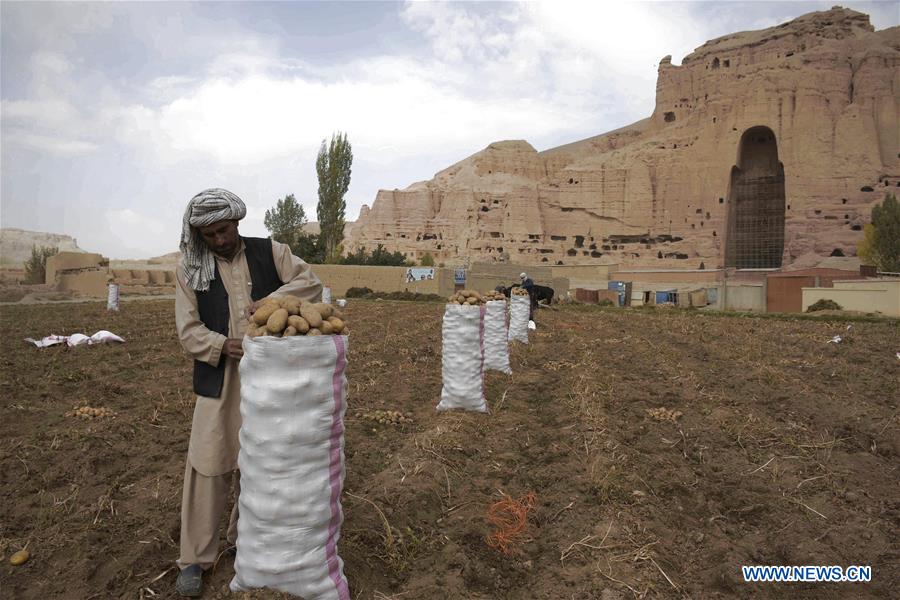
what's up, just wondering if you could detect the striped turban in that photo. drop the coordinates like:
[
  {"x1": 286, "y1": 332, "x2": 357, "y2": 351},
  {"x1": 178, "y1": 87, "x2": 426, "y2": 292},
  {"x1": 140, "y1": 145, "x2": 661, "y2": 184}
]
[{"x1": 179, "y1": 188, "x2": 247, "y2": 292}]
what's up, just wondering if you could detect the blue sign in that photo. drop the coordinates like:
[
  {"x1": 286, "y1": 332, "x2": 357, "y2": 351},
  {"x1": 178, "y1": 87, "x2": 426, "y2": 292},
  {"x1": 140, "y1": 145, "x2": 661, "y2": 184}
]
[{"x1": 454, "y1": 268, "x2": 466, "y2": 285}]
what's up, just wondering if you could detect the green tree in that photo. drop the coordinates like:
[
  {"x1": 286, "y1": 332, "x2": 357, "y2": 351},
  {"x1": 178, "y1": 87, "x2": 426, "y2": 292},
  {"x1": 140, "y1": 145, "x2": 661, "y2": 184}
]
[
  {"x1": 294, "y1": 233, "x2": 325, "y2": 264},
  {"x1": 339, "y1": 244, "x2": 410, "y2": 266},
  {"x1": 369, "y1": 244, "x2": 410, "y2": 266},
  {"x1": 419, "y1": 252, "x2": 435, "y2": 267},
  {"x1": 858, "y1": 193, "x2": 900, "y2": 272},
  {"x1": 316, "y1": 132, "x2": 353, "y2": 263},
  {"x1": 264, "y1": 193, "x2": 306, "y2": 249},
  {"x1": 24, "y1": 245, "x2": 58, "y2": 284},
  {"x1": 264, "y1": 194, "x2": 322, "y2": 262}
]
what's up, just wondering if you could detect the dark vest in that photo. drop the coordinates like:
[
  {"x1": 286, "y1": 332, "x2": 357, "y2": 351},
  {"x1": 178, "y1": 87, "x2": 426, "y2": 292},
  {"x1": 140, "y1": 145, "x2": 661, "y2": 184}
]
[{"x1": 194, "y1": 237, "x2": 283, "y2": 397}]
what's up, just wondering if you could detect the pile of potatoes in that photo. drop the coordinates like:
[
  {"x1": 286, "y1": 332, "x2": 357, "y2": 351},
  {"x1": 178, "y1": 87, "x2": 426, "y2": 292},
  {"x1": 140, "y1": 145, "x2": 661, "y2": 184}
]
[
  {"x1": 511, "y1": 287, "x2": 530, "y2": 297},
  {"x1": 646, "y1": 407, "x2": 683, "y2": 423},
  {"x1": 67, "y1": 405, "x2": 114, "y2": 419},
  {"x1": 247, "y1": 296, "x2": 347, "y2": 338},
  {"x1": 358, "y1": 409, "x2": 413, "y2": 426},
  {"x1": 447, "y1": 289, "x2": 485, "y2": 305},
  {"x1": 482, "y1": 290, "x2": 507, "y2": 302}
]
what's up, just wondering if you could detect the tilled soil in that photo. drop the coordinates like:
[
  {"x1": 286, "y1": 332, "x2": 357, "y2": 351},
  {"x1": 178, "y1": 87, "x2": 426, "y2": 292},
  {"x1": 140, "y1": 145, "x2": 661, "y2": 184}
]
[{"x1": 1, "y1": 299, "x2": 898, "y2": 599}]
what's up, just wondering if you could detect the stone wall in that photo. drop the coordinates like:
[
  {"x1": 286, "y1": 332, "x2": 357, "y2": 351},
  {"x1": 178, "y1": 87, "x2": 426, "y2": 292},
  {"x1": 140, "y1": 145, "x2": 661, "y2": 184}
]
[
  {"x1": 802, "y1": 280, "x2": 900, "y2": 316},
  {"x1": 310, "y1": 265, "x2": 456, "y2": 298},
  {"x1": 45, "y1": 252, "x2": 107, "y2": 284}
]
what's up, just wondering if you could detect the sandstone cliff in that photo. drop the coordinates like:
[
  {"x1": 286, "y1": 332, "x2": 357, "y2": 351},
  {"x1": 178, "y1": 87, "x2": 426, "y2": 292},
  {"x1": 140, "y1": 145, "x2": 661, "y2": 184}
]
[
  {"x1": 347, "y1": 7, "x2": 899, "y2": 269},
  {"x1": 0, "y1": 228, "x2": 86, "y2": 266}
]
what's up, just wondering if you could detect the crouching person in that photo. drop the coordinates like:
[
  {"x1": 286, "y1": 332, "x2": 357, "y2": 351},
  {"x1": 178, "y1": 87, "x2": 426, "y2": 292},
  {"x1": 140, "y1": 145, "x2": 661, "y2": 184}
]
[{"x1": 174, "y1": 188, "x2": 322, "y2": 597}]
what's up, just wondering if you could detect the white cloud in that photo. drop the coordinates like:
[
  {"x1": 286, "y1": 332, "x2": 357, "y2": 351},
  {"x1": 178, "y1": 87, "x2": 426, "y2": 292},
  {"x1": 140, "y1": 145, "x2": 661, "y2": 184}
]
[
  {"x1": 2, "y1": 129, "x2": 98, "y2": 155},
  {"x1": 110, "y1": 2, "x2": 692, "y2": 172},
  {"x1": 2, "y1": 99, "x2": 78, "y2": 125},
  {"x1": 100, "y1": 209, "x2": 171, "y2": 257},
  {"x1": 4, "y1": 0, "x2": 897, "y2": 260}
]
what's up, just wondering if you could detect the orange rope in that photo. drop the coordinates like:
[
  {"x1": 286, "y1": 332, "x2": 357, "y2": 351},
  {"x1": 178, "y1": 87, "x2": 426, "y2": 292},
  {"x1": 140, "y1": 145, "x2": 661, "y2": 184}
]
[{"x1": 485, "y1": 491, "x2": 537, "y2": 555}]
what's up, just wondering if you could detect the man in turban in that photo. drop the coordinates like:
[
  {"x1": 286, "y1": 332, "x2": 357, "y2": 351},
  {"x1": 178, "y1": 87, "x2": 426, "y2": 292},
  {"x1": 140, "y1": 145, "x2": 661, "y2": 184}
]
[
  {"x1": 174, "y1": 188, "x2": 322, "y2": 596},
  {"x1": 519, "y1": 272, "x2": 536, "y2": 320}
]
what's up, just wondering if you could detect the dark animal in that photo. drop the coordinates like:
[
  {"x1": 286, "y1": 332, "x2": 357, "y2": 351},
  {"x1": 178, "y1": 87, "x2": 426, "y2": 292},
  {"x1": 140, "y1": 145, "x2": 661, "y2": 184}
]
[{"x1": 532, "y1": 284, "x2": 554, "y2": 305}]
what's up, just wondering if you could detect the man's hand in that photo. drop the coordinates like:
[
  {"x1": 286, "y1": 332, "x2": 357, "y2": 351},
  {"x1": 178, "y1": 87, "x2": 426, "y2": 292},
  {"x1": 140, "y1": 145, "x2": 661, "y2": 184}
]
[
  {"x1": 223, "y1": 338, "x2": 244, "y2": 360},
  {"x1": 245, "y1": 300, "x2": 262, "y2": 319}
]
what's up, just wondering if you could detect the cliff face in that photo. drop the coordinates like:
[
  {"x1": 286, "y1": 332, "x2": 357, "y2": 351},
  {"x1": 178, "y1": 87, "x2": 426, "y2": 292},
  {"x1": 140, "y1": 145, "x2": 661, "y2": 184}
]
[
  {"x1": 0, "y1": 228, "x2": 86, "y2": 266},
  {"x1": 347, "y1": 7, "x2": 900, "y2": 269}
]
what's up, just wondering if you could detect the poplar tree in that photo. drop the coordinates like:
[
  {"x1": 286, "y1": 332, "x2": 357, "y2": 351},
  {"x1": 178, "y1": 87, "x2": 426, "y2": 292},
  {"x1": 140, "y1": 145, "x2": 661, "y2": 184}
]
[{"x1": 316, "y1": 132, "x2": 353, "y2": 262}]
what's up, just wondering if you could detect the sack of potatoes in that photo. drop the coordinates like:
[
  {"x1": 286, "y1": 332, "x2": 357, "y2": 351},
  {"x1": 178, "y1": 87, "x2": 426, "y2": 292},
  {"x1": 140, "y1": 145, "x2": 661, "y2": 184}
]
[
  {"x1": 247, "y1": 296, "x2": 348, "y2": 338},
  {"x1": 511, "y1": 287, "x2": 530, "y2": 297},
  {"x1": 482, "y1": 290, "x2": 507, "y2": 302},
  {"x1": 447, "y1": 289, "x2": 485, "y2": 306}
]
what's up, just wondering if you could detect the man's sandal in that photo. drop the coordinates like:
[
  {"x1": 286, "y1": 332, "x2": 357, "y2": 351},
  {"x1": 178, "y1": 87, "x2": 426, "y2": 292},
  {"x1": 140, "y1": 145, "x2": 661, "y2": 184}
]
[{"x1": 176, "y1": 564, "x2": 204, "y2": 597}]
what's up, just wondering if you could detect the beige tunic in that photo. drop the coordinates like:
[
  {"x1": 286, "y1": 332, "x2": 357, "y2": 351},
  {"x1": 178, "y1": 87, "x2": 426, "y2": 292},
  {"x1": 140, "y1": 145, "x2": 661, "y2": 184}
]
[{"x1": 175, "y1": 238, "x2": 322, "y2": 476}]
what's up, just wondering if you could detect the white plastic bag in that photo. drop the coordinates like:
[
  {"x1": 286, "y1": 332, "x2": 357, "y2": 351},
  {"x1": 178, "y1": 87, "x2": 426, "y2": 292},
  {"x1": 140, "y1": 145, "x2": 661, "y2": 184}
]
[
  {"x1": 508, "y1": 296, "x2": 530, "y2": 344},
  {"x1": 24, "y1": 330, "x2": 125, "y2": 348},
  {"x1": 437, "y1": 304, "x2": 487, "y2": 412},
  {"x1": 483, "y1": 300, "x2": 511, "y2": 374},
  {"x1": 106, "y1": 283, "x2": 120, "y2": 311},
  {"x1": 231, "y1": 335, "x2": 351, "y2": 600},
  {"x1": 322, "y1": 286, "x2": 333, "y2": 304}
]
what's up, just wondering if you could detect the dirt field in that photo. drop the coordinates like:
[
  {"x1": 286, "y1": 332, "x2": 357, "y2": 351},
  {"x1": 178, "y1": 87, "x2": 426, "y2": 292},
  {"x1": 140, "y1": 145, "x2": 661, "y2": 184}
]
[{"x1": 1, "y1": 299, "x2": 898, "y2": 599}]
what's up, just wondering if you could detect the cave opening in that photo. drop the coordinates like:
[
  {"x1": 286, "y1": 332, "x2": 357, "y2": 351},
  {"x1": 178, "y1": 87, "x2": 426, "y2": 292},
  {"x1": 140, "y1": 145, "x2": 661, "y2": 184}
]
[{"x1": 724, "y1": 126, "x2": 786, "y2": 268}]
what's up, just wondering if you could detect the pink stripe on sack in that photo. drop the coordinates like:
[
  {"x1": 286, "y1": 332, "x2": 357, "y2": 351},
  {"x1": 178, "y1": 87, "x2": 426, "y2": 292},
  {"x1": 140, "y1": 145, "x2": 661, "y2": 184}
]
[
  {"x1": 325, "y1": 335, "x2": 350, "y2": 600},
  {"x1": 479, "y1": 305, "x2": 487, "y2": 408}
]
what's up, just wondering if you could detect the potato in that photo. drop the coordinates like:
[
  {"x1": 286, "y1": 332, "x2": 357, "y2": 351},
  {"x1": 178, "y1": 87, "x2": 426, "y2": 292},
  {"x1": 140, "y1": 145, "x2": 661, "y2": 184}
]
[
  {"x1": 299, "y1": 305, "x2": 323, "y2": 328},
  {"x1": 284, "y1": 326, "x2": 297, "y2": 337},
  {"x1": 307, "y1": 328, "x2": 323, "y2": 336},
  {"x1": 327, "y1": 317, "x2": 344, "y2": 333},
  {"x1": 287, "y1": 315, "x2": 310, "y2": 334},
  {"x1": 252, "y1": 301, "x2": 279, "y2": 325},
  {"x1": 319, "y1": 321, "x2": 334, "y2": 335},
  {"x1": 9, "y1": 550, "x2": 29, "y2": 566},
  {"x1": 313, "y1": 302, "x2": 334, "y2": 319},
  {"x1": 331, "y1": 308, "x2": 344, "y2": 320},
  {"x1": 281, "y1": 296, "x2": 302, "y2": 315},
  {"x1": 266, "y1": 308, "x2": 289, "y2": 333}
]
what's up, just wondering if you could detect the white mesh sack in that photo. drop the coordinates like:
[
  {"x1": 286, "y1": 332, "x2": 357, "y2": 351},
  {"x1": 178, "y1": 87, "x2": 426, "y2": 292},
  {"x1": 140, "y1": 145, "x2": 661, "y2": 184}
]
[
  {"x1": 437, "y1": 304, "x2": 488, "y2": 412},
  {"x1": 508, "y1": 295, "x2": 530, "y2": 344},
  {"x1": 230, "y1": 334, "x2": 351, "y2": 600},
  {"x1": 483, "y1": 300, "x2": 512, "y2": 374}
]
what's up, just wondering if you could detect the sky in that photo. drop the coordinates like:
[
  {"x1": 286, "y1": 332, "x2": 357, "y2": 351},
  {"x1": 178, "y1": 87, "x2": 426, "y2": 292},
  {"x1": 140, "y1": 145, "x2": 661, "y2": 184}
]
[{"x1": 1, "y1": 1, "x2": 898, "y2": 259}]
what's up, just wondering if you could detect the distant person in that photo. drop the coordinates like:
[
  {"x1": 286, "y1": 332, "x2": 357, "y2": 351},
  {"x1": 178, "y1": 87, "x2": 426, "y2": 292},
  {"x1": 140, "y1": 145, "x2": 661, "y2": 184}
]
[
  {"x1": 174, "y1": 188, "x2": 322, "y2": 597},
  {"x1": 519, "y1": 272, "x2": 537, "y2": 320}
]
